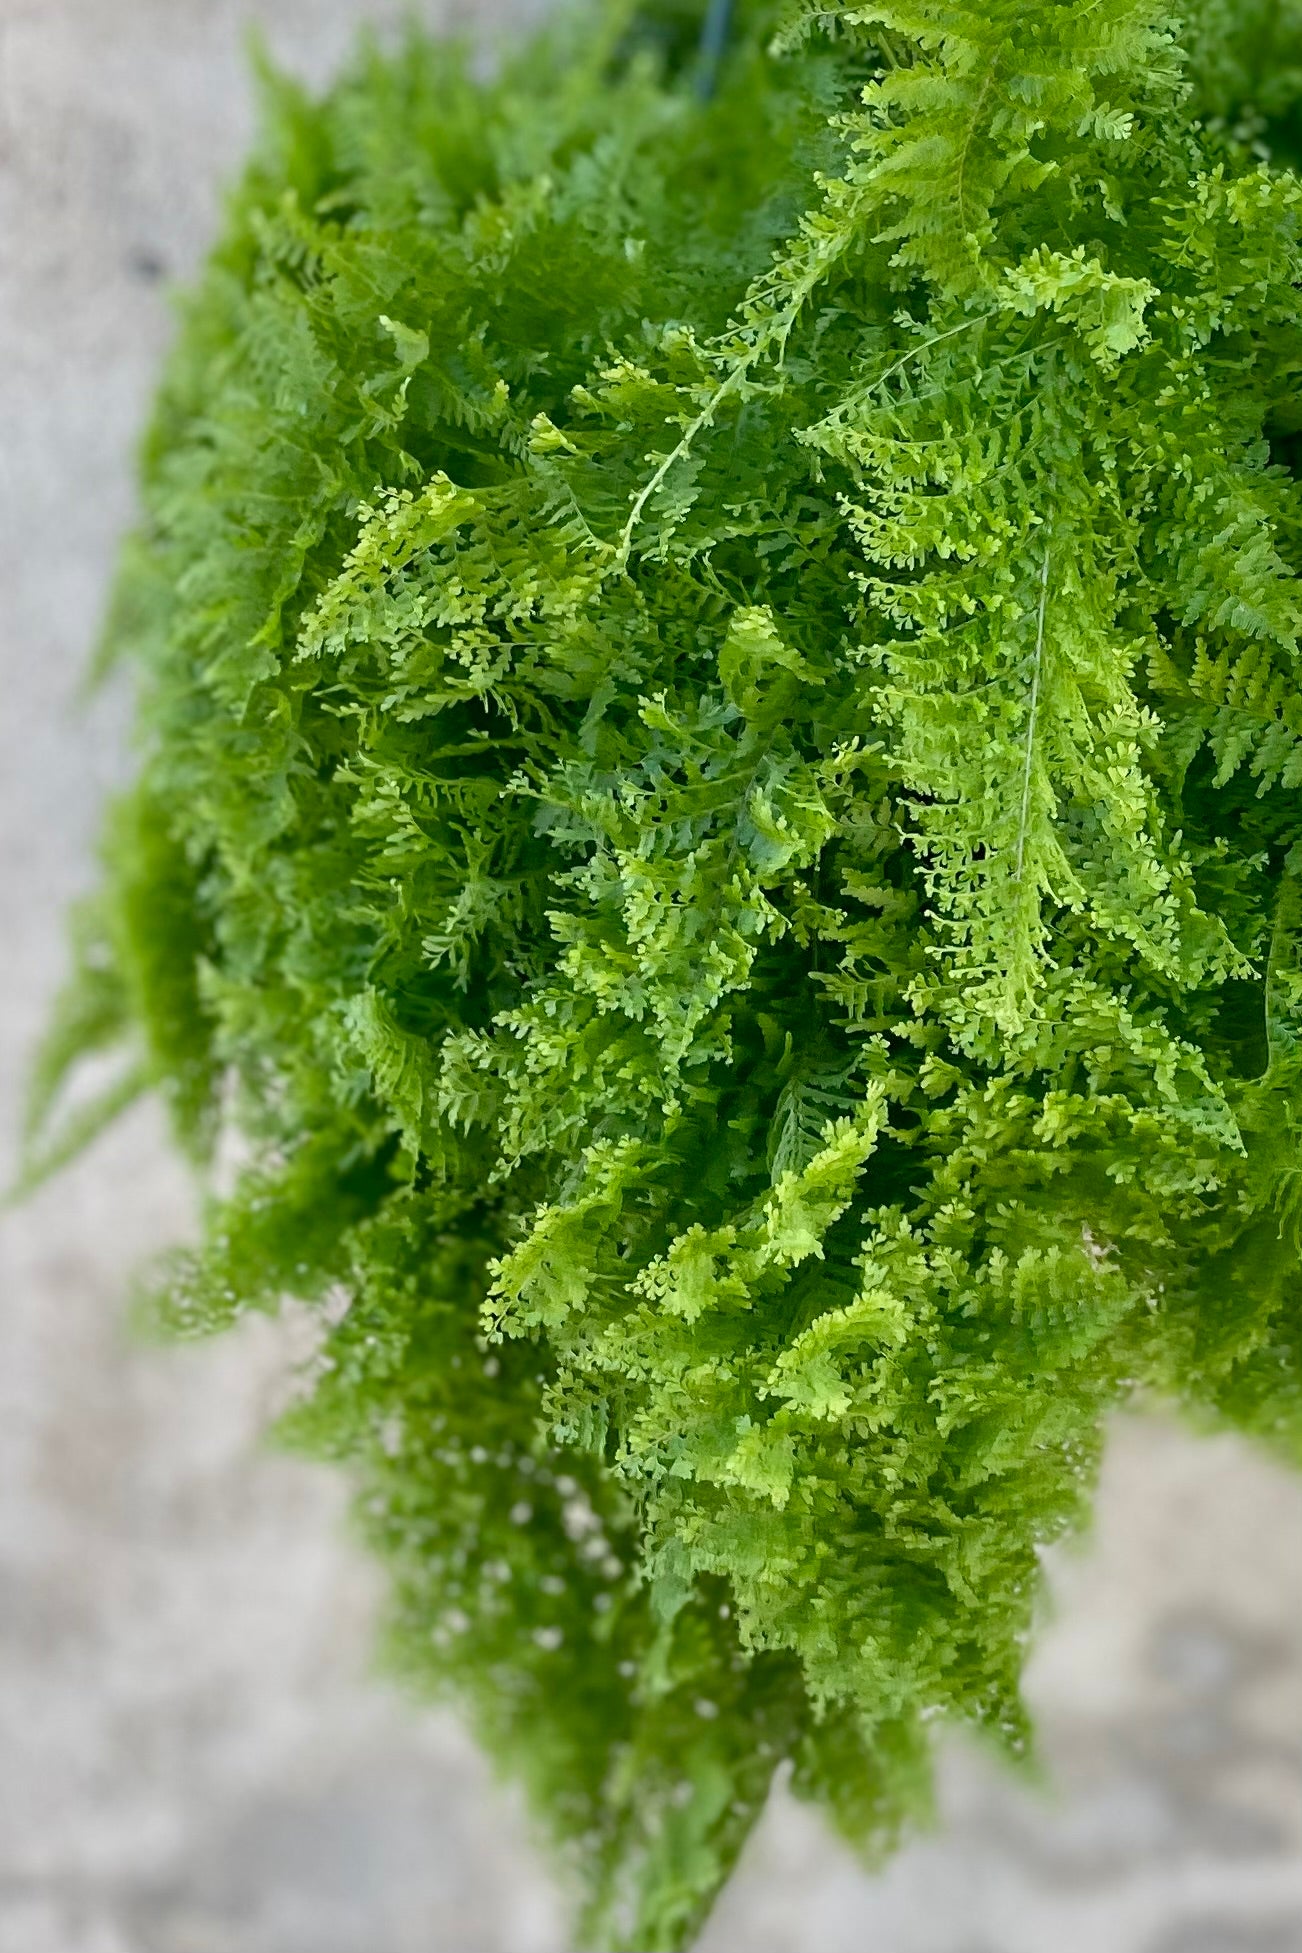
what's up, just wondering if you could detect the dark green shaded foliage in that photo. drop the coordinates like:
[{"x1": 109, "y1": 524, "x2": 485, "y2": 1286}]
[{"x1": 29, "y1": 0, "x2": 1302, "y2": 1943}]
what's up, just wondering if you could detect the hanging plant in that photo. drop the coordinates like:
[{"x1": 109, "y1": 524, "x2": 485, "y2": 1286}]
[{"x1": 28, "y1": 1, "x2": 1302, "y2": 1945}]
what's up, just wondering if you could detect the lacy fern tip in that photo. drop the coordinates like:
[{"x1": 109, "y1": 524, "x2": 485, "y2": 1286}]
[{"x1": 29, "y1": 1, "x2": 1302, "y2": 1945}]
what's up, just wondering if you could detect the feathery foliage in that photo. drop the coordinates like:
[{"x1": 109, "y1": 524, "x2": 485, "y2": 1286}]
[{"x1": 30, "y1": 0, "x2": 1302, "y2": 1943}]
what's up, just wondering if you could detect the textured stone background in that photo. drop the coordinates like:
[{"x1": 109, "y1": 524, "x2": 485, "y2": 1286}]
[{"x1": 2, "y1": 4, "x2": 1302, "y2": 1949}]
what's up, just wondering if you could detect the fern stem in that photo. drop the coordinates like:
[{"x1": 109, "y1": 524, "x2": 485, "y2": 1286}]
[
  {"x1": 616, "y1": 248, "x2": 842, "y2": 567},
  {"x1": 1013, "y1": 542, "x2": 1051, "y2": 891},
  {"x1": 616, "y1": 361, "x2": 745, "y2": 567},
  {"x1": 845, "y1": 315, "x2": 987, "y2": 411}
]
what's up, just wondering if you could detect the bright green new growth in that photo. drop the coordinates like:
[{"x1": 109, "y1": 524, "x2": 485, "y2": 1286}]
[{"x1": 29, "y1": 0, "x2": 1302, "y2": 1943}]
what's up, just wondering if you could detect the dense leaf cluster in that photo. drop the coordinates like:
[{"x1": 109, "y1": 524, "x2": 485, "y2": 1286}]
[{"x1": 31, "y1": 0, "x2": 1302, "y2": 1943}]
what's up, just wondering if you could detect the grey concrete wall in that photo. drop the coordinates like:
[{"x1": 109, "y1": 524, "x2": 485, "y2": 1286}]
[{"x1": 1, "y1": 4, "x2": 1300, "y2": 1950}]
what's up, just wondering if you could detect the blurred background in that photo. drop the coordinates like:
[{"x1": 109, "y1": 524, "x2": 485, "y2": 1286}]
[{"x1": 2, "y1": 3, "x2": 1302, "y2": 1949}]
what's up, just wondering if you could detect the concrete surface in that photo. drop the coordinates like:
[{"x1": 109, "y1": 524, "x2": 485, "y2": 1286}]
[{"x1": 1, "y1": 3, "x2": 1301, "y2": 1949}]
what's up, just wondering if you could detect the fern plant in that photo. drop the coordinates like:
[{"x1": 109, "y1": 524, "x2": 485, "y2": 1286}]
[{"x1": 29, "y1": 0, "x2": 1302, "y2": 1944}]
